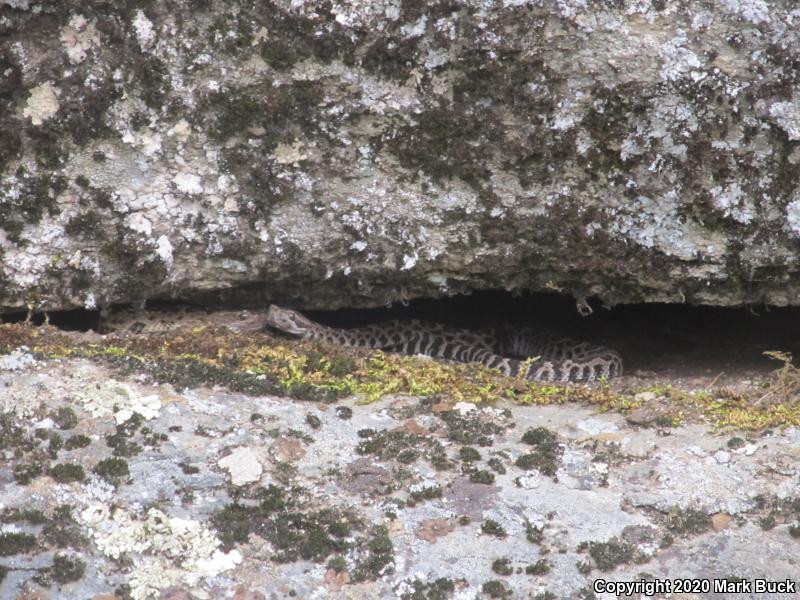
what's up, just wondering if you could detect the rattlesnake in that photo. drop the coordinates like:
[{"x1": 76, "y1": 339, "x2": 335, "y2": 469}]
[{"x1": 265, "y1": 305, "x2": 622, "y2": 383}]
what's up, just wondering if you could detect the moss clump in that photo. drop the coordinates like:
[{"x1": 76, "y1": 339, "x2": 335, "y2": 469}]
[
  {"x1": 577, "y1": 538, "x2": 641, "y2": 572},
  {"x1": 487, "y1": 457, "x2": 506, "y2": 474},
  {"x1": 49, "y1": 463, "x2": 86, "y2": 483},
  {"x1": 727, "y1": 437, "x2": 746, "y2": 449},
  {"x1": 41, "y1": 505, "x2": 88, "y2": 550},
  {"x1": 664, "y1": 506, "x2": 711, "y2": 536},
  {"x1": 525, "y1": 559, "x2": 550, "y2": 575},
  {"x1": 440, "y1": 410, "x2": 504, "y2": 446},
  {"x1": 481, "y1": 519, "x2": 507, "y2": 539},
  {"x1": 51, "y1": 553, "x2": 86, "y2": 583},
  {"x1": 105, "y1": 414, "x2": 144, "y2": 457},
  {"x1": 409, "y1": 485, "x2": 443, "y2": 503},
  {"x1": 760, "y1": 513, "x2": 777, "y2": 530},
  {"x1": 13, "y1": 462, "x2": 44, "y2": 485},
  {"x1": 64, "y1": 434, "x2": 91, "y2": 450},
  {"x1": 93, "y1": 458, "x2": 130, "y2": 483},
  {"x1": 50, "y1": 407, "x2": 79, "y2": 430},
  {"x1": 326, "y1": 556, "x2": 347, "y2": 573},
  {"x1": 351, "y1": 525, "x2": 394, "y2": 582},
  {"x1": 468, "y1": 470, "x2": 495, "y2": 485},
  {"x1": 482, "y1": 580, "x2": 512, "y2": 598},
  {"x1": 398, "y1": 577, "x2": 456, "y2": 600},
  {"x1": 178, "y1": 461, "x2": 200, "y2": 475},
  {"x1": 0, "y1": 532, "x2": 37, "y2": 556},
  {"x1": 525, "y1": 521, "x2": 545, "y2": 544},
  {"x1": 335, "y1": 406, "x2": 353, "y2": 420},
  {"x1": 1, "y1": 508, "x2": 47, "y2": 525},
  {"x1": 491, "y1": 557, "x2": 513, "y2": 575},
  {"x1": 515, "y1": 427, "x2": 563, "y2": 477},
  {"x1": 0, "y1": 413, "x2": 37, "y2": 454},
  {"x1": 212, "y1": 483, "x2": 392, "y2": 580},
  {"x1": 459, "y1": 446, "x2": 481, "y2": 462},
  {"x1": 356, "y1": 429, "x2": 450, "y2": 470}
]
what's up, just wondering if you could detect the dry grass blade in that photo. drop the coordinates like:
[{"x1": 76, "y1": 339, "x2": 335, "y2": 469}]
[{"x1": 758, "y1": 351, "x2": 800, "y2": 406}]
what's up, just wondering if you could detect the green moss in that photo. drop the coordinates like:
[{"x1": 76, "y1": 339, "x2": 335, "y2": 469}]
[
  {"x1": 515, "y1": 427, "x2": 563, "y2": 477},
  {"x1": 105, "y1": 414, "x2": 144, "y2": 457},
  {"x1": 399, "y1": 577, "x2": 456, "y2": 600},
  {"x1": 760, "y1": 513, "x2": 777, "y2": 530},
  {"x1": 664, "y1": 506, "x2": 711, "y2": 536},
  {"x1": 525, "y1": 521, "x2": 544, "y2": 544},
  {"x1": 481, "y1": 519, "x2": 507, "y2": 539},
  {"x1": 491, "y1": 557, "x2": 513, "y2": 575},
  {"x1": 441, "y1": 410, "x2": 504, "y2": 446},
  {"x1": 0, "y1": 508, "x2": 47, "y2": 525},
  {"x1": 727, "y1": 437, "x2": 746, "y2": 449},
  {"x1": 578, "y1": 538, "x2": 640, "y2": 572},
  {"x1": 41, "y1": 505, "x2": 88, "y2": 549},
  {"x1": 789, "y1": 524, "x2": 800, "y2": 538},
  {"x1": 487, "y1": 457, "x2": 506, "y2": 474},
  {"x1": 351, "y1": 524, "x2": 394, "y2": 582},
  {"x1": 49, "y1": 463, "x2": 86, "y2": 483},
  {"x1": 0, "y1": 565, "x2": 7, "y2": 584},
  {"x1": 335, "y1": 406, "x2": 353, "y2": 420},
  {"x1": 13, "y1": 462, "x2": 44, "y2": 485},
  {"x1": 179, "y1": 461, "x2": 200, "y2": 475},
  {"x1": 525, "y1": 559, "x2": 550, "y2": 575},
  {"x1": 482, "y1": 580, "x2": 512, "y2": 598},
  {"x1": 140, "y1": 427, "x2": 168, "y2": 447},
  {"x1": 468, "y1": 469, "x2": 495, "y2": 484},
  {"x1": 356, "y1": 429, "x2": 450, "y2": 470},
  {"x1": 409, "y1": 485, "x2": 443, "y2": 503},
  {"x1": 51, "y1": 553, "x2": 86, "y2": 583},
  {"x1": 458, "y1": 446, "x2": 481, "y2": 462},
  {"x1": 0, "y1": 532, "x2": 36, "y2": 556},
  {"x1": 46, "y1": 432, "x2": 63, "y2": 458},
  {"x1": 93, "y1": 457, "x2": 130, "y2": 483},
  {"x1": 64, "y1": 434, "x2": 91, "y2": 450},
  {"x1": 51, "y1": 407, "x2": 78, "y2": 430}
]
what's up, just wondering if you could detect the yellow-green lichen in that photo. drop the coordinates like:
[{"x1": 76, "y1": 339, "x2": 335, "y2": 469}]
[{"x1": 4, "y1": 324, "x2": 800, "y2": 431}]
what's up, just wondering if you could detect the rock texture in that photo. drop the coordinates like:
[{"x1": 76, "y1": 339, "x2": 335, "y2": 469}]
[
  {"x1": 2, "y1": 347, "x2": 800, "y2": 599},
  {"x1": 3, "y1": 1, "x2": 800, "y2": 310}
]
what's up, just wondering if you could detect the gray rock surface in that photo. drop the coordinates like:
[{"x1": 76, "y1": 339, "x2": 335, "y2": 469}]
[
  {"x1": 2, "y1": 349, "x2": 800, "y2": 599},
  {"x1": 4, "y1": 1, "x2": 800, "y2": 311}
]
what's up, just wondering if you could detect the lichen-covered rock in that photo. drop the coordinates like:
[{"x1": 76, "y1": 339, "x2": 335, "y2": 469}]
[{"x1": 3, "y1": 0, "x2": 800, "y2": 310}]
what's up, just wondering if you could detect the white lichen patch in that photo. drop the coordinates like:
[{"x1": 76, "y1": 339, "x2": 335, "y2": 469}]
[
  {"x1": 767, "y1": 100, "x2": 800, "y2": 141},
  {"x1": 79, "y1": 381, "x2": 162, "y2": 423},
  {"x1": 218, "y1": 446, "x2": 263, "y2": 486},
  {"x1": 709, "y1": 183, "x2": 756, "y2": 224},
  {"x1": 132, "y1": 9, "x2": 156, "y2": 51},
  {"x1": 786, "y1": 199, "x2": 800, "y2": 236},
  {"x1": 607, "y1": 191, "x2": 725, "y2": 260},
  {"x1": 155, "y1": 235, "x2": 174, "y2": 267},
  {"x1": 719, "y1": 0, "x2": 770, "y2": 24},
  {"x1": 79, "y1": 504, "x2": 242, "y2": 600},
  {"x1": 273, "y1": 140, "x2": 308, "y2": 165},
  {"x1": 60, "y1": 14, "x2": 99, "y2": 64},
  {"x1": 658, "y1": 30, "x2": 703, "y2": 82},
  {"x1": 22, "y1": 81, "x2": 60, "y2": 125},
  {"x1": 172, "y1": 172, "x2": 203, "y2": 194},
  {"x1": 0, "y1": 346, "x2": 36, "y2": 371}
]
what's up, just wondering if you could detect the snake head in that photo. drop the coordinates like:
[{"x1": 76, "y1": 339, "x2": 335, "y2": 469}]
[{"x1": 265, "y1": 305, "x2": 316, "y2": 337}]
